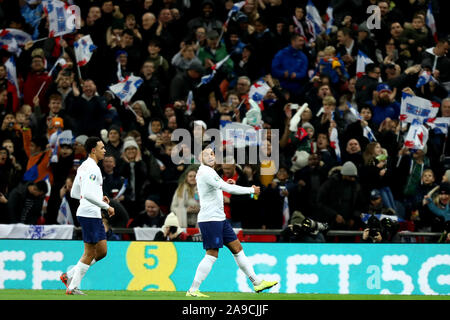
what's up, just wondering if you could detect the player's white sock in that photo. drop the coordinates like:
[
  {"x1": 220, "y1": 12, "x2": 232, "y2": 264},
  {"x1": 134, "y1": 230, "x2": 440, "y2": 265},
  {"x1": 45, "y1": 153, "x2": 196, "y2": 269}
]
[
  {"x1": 68, "y1": 261, "x2": 90, "y2": 290},
  {"x1": 189, "y1": 254, "x2": 217, "y2": 292},
  {"x1": 233, "y1": 250, "x2": 261, "y2": 286},
  {"x1": 67, "y1": 259, "x2": 95, "y2": 279}
]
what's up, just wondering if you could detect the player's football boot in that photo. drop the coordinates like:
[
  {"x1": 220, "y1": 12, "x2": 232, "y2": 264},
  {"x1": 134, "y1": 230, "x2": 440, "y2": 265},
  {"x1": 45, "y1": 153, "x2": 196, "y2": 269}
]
[
  {"x1": 66, "y1": 287, "x2": 86, "y2": 295},
  {"x1": 186, "y1": 290, "x2": 209, "y2": 297},
  {"x1": 254, "y1": 280, "x2": 278, "y2": 293},
  {"x1": 60, "y1": 272, "x2": 71, "y2": 289}
]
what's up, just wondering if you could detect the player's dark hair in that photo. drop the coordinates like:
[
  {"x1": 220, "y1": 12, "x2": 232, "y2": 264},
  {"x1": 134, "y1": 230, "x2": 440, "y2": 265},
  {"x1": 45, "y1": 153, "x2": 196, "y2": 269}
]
[{"x1": 84, "y1": 136, "x2": 102, "y2": 155}]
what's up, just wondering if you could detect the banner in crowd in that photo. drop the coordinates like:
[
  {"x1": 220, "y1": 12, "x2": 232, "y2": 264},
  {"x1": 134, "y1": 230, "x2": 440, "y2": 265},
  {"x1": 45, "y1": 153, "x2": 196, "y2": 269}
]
[
  {"x1": 0, "y1": 224, "x2": 73, "y2": 240},
  {"x1": 400, "y1": 92, "x2": 440, "y2": 124},
  {"x1": 426, "y1": 117, "x2": 450, "y2": 135},
  {"x1": 0, "y1": 240, "x2": 449, "y2": 295},
  {"x1": 44, "y1": 1, "x2": 80, "y2": 37},
  {"x1": 109, "y1": 75, "x2": 143, "y2": 104}
]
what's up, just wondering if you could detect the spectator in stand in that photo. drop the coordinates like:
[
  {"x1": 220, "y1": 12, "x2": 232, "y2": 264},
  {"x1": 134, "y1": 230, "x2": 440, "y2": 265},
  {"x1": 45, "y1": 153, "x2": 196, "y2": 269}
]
[
  {"x1": 118, "y1": 137, "x2": 149, "y2": 218},
  {"x1": 317, "y1": 161, "x2": 365, "y2": 231},
  {"x1": 104, "y1": 125, "x2": 123, "y2": 166},
  {"x1": 341, "y1": 138, "x2": 364, "y2": 170},
  {"x1": 336, "y1": 27, "x2": 358, "y2": 76},
  {"x1": 271, "y1": 33, "x2": 309, "y2": 99},
  {"x1": 66, "y1": 79, "x2": 109, "y2": 137},
  {"x1": 0, "y1": 64, "x2": 19, "y2": 113},
  {"x1": 129, "y1": 194, "x2": 166, "y2": 228},
  {"x1": 368, "y1": 83, "x2": 400, "y2": 127},
  {"x1": 6, "y1": 180, "x2": 48, "y2": 224},
  {"x1": 421, "y1": 37, "x2": 450, "y2": 93},
  {"x1": 19, "y1": 47, "x2": 53, "y2": 111},
  {"x1": 153, "y1": 212, "x2": 192, "y2": 241},
  {"x1": 133, "y1": 60, "x2": 163, "y2": 118},
  {"x1": 170, "y1": 166, "x2": 200, "y2": 228},
  {"x1": 355, "y1": 63, "x2": 381, "y2": 108},
  {"x1": 171, "y1": 43, "x2": 202, "y2": 75},
  {"x1": 423, "y1": 182, "x2": 450, "y2": 232}
]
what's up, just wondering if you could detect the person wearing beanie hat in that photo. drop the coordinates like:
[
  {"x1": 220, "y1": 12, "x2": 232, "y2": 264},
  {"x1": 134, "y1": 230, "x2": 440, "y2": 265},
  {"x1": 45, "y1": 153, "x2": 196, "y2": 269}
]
[
  {"x1": 153, "y1": 212, "x2": 193, "y2": 241},
  {"x1": 340, "y1": 161, "x2": 358, "y2": 177},
  {"x1": 317, "y1": 160, "x2": 364, "y2": 232},
  {"x1": 128, "y1": 194, "x2": 166, "y2": 228}
]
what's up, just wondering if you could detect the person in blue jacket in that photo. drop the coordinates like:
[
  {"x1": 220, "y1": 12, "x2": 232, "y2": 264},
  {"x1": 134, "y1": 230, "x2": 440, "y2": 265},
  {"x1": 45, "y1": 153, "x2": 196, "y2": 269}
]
[{"x1": 271, "y1": 34, "x2": 309, "y2": 99}]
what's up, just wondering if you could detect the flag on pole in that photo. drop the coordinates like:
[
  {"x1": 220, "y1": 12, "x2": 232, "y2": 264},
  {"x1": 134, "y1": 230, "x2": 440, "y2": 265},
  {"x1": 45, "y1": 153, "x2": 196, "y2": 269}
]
[
  {"x1": 185, "y1": 90, "x2": 193, "y2": 115},
  {"x1": 4, "y1": 56, "x2": 20, "y2": 98},
  {"x1": 224, "y1": 1, "x2": 247, "y2": 27},
  {"x1": 404, "y1": 119, "x2": 429, "y2": 150},
  {"x1": 306, "y1": 0, "x2": 325, "y2": 39},
  {"x1": 57, "y1": 195, "x2": 74, "y2": 225},
  {"x1": 416, "y1": 70, "x2": 438, "y2": 88},
  {"x1": 196, "y1": 54, "x2": 231, "y2": 88},
  {"x1": 356, "y1": 50, "x2": 374, "y2": 78},
  {"x1": 114, "y1": 179, "x2": 128, "y2": 200},
  {"x1": 44, "y1": 1, "x2": 80, "y2": 37},
  {"x1": 325, "y1": 6, "x2": 334, "y2": 35},
  {"x1": 0, "y1": 28, "x2": 33, "y2": 56},
  {"x1": 426, "y1": 2, "x2": 438, "y2": 43},
  {"x1": 329, "y1": 127, "x2": 341, "y2": 163},
  {"x1": 109, "y1": 75, "x2": 144, "y2": 104},
  {"x1": 426, "y1": 117, "x2": 450, "y2": 135},
  {"x1": 74, "y1": 35, "x2": 97, "y2": 66},
  {"x1": 399, "y1": 92, "x2": 440, "y2": 124}
]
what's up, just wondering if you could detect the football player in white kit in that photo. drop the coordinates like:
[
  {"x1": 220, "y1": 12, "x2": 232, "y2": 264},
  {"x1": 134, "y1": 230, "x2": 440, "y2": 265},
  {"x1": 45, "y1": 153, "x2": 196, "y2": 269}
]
[
  {"x1": 60, "y1": 137, "x2": 115, "y2": 295},
  {"x1": 186, "y1": 146, "x2": 278, "y2": 297}
]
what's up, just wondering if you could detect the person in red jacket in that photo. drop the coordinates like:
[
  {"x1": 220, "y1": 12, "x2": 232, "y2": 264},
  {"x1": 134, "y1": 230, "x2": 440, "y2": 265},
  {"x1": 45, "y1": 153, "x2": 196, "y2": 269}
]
[{"x1": 22, "y1": 50, "x2": 53, "y2": 113}]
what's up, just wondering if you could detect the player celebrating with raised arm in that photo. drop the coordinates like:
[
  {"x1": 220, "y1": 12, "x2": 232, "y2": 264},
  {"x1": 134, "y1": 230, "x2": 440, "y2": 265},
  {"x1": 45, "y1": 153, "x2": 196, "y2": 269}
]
[
  {"x1": 60, "y1": 136, "x2": 115, "y2": 295},
  {"x1": 186, "y1": 146, "x2": 278, "y2": 297}
]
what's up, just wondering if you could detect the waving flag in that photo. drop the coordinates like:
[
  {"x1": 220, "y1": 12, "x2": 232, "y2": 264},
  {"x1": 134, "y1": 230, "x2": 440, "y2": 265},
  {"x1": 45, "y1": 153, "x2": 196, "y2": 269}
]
[
  {"x1": 196, "y1": 54, "x2": 231, "y2": 88},
  {"x1": 57, "y1": 195, "x2": 74, "y2": 225},
  {"x1": 325, "y1": 6, "x2": 334, "y2": 35},
  {"x1": 0, "y1": 28, "x2": 33, "y2": 56},
  {"x1": 306, "y1": 0, "x2": 325, "y2": 39},
  {"x1": 44, "y1": 1, "x2": 80, "y2": 37},
  {"x1": 225, "y1": 1, "x2": 247, "y2": 27},
  {"x1": 416, "y1": 70, "x2": 437, "y2": 88},
  {"x1": 426, "y1": 2, "x2": 438, "y2": 43},
  {"x1": 114, "y1": 179, "x2": 128, "y2": 200},
  {"x1": 404, "y1": 119, "x2": 429, "y2": 150},
  {"x1": 186, "y1": 90, "x2": 193, "y2": 115},
  {"x1": 249, "y1": 78, "x2": 270, "y2": 110},
  {"x1": 74, "y1": 35, "x2": 97, "y2": 66},
  {"x1": 329, "y1": 127, "x2": 341, "y2": 163},
  {"x1": 356, "y1": 50, "x2": 374, "y2": 78},
  {"x1": 426, "y1": 117, "x2": 450, "y2": 135},
  {"x1": 347, "y1": 102, "x2": 377, "y2": 141},
  {"x1": 109, "y1": 75, "x2": 144, "y2": 104},
  {"x1": 4, "y1": 56, "x2": 20, "y2": 98},
  {"x1": 400, "y1": 92, "x2": 440, "y2": 124}
]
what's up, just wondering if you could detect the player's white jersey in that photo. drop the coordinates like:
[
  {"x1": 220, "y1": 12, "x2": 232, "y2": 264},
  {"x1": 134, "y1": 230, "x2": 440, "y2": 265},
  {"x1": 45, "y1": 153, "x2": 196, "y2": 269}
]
[
  {"x1": 71, "y1": 157, "x2": 109, "y2": 218},
  {"x1": 196, "y1": 164, "x2": 254, "y2": 223}
]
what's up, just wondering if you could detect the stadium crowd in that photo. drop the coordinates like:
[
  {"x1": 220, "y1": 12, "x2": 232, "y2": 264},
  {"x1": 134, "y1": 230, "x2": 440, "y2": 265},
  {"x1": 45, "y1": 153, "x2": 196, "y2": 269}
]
[{"x1": 0, "y1": 0, "x2": 449, "y2": 243}]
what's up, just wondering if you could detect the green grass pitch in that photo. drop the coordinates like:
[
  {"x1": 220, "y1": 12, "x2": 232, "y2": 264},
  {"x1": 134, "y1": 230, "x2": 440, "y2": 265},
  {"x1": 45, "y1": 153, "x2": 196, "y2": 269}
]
[{"x1": 0, "y1": 289, "x2": 449, "y2": 300}]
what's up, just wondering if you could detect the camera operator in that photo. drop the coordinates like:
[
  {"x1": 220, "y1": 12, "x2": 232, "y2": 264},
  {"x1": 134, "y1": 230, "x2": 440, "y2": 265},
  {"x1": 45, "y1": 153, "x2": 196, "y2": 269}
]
[
  {"x1": 279, "y1": 210, "x2": 329, "y2": 243},
  {"x1": 153, "y1": 212, "x2": 192, "y2": 241},
  {"x1": 362, "y1": 214, "x2": 399, "y2": 243}
]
